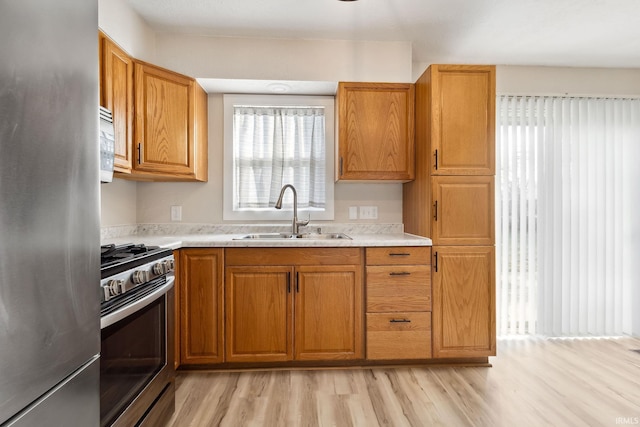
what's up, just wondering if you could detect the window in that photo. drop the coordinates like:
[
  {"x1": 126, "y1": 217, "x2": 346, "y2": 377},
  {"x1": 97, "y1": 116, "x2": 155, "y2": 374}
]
[{"x1": 223, "y1": 94, "x2": 335, "y2": 221}]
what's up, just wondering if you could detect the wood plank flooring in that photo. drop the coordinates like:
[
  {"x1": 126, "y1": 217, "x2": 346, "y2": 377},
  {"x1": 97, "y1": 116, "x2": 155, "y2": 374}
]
[{"x1": 167, "y1": 337, "x2": 640, "y2": 426}]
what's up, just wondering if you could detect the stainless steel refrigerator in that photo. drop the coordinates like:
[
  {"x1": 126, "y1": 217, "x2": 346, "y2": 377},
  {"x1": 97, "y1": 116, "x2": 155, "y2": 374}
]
[{"x1": 0, "y1": 0, "x2": 100, "y2": 425}]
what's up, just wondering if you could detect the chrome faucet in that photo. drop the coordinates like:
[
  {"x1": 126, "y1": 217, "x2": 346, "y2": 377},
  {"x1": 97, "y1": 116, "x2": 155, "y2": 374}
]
[{"x1": 275, "y1": 184, "x2": 309, "y2": 235}]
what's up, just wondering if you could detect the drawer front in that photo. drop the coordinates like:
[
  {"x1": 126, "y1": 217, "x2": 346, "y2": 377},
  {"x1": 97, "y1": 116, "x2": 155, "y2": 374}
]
[
  {"x1": 225, "y1": 247, "x2": 362, "y2": 266},
  {"x1": 366, "y1": 265, "x2": 431, "y2": 312},
  {"x1": 366, "y1": 312, "x2": 432, "y2": 360},
  {"x1": 366, "y1": 247, "x2": 431, "y2": 266}
]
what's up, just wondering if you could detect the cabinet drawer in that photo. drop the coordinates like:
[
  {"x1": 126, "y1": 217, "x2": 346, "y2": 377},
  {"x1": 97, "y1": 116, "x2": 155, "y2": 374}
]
[
  {"x1": 366, "y1": 247, "x2": 430, "y2": 265},
  {"x1": 366, "y1": 265, "x2": 431, "y2": 312},
  {"x1": 366, "y1": 312, "x2": 432, "y2": 360}
]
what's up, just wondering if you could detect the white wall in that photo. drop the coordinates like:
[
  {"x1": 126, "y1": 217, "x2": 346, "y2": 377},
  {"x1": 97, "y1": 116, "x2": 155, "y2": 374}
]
[
  {"x1": 100, "y1": 179, "x2": 137, "y2": 225},
  {"x1": 98, "y1": 0, "x2": 155, "y2": 61},
  {"x1": 155, "y1": 34, "x2": 413, "y2": 83},
  {"x1": 497, "y1": 65, "x2": 640, "y2": 96}
]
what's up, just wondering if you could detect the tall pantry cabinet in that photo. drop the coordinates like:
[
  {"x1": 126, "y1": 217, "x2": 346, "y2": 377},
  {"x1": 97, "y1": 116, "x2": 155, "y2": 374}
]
[{"x1": 403, "y1": 65, "x2": 496, "y2": 358}]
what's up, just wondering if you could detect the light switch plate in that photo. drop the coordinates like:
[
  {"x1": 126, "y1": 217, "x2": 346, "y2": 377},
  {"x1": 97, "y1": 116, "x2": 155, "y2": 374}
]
[
  {"x1": 349, "y1": 206, "x2": 358, "y2": 220},
  {"x1": 170, "y1": 205, "x2": 182, "y2": 222}
]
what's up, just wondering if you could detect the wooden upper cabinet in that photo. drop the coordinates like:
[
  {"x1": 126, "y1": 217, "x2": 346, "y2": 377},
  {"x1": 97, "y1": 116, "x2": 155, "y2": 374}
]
[
  {"x1": 431, "y1": 175, "x2": 495, "y2": 246},
  {"x1": 431, "y1": 65, "x2": 495, "y2": 176},
  {"x1": 133, "y1": 61, "x2": 208, "y2": 181},
  {"x1": 99, "y1": 32, "x2": 133, "y2": 173},
  {"x1": 337, "y1": 82, "x2": 415, "y2": 181},
  {"x1": 178, "y1": 248, "x2": 224, "y2": 366},
  {"x1": 432, "y1": 246, "x2": 496, "y2": 358}
]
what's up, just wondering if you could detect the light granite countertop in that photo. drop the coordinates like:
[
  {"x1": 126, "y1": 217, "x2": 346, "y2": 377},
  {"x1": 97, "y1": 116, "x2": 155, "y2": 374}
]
[{"x1": 101, "y1": 223, "x2": 432, "y2": 249}]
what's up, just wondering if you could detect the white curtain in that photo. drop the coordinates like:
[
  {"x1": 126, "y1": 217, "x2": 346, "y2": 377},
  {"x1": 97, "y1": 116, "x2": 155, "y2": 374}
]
[
  {"x1": 496, "y1": 96, "x2": 540, "y2": 335},
  {"x1": 497, "y1": 95, "x2": 640, "y2": 337},
  {"x1": 233, "y1": 106, "x2": 326, "y2": 210}
]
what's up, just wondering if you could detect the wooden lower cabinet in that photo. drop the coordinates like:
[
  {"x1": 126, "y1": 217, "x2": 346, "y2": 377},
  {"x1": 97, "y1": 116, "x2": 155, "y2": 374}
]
[
  {"x1": 177, "y1": 248, "x2": 224, "y2": 366},
  {"x1": 366, "y1": 312, "x2": 431, "y2": 360},
  {"x1": 295, "y1": 266, "x2": 362, "y2": 360},
  {"x1": 365, "y1": 247, "x2": 432, "y2": 360},
  {"x1": 225, "y1": 266, "x2": 293, "y2": 362},
  {"x1": 432, "y1": 246, "x2": 495, "y2": 358},
  {"x1": 224, "y1": 248, "x2": 363, "y2": 363}
]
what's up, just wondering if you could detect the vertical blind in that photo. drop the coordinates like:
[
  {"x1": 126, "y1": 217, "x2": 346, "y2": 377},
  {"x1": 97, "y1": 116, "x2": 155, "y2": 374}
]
[
  {"x1": 233, "y1": 106, "x2": 326, "y2": 210},
  {"x1": 496, "y1": 95, "x2": 639, "y2": 337}
]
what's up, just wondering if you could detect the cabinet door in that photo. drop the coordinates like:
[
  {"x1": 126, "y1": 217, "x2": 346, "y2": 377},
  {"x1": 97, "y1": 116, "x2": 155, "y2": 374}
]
[
  {"x1": 432, "y1": 246, "x2": 495, "y2": 358},
  {"x1": 294, "y1": 265, "x2": 363, "y2": 360},
  {"x1": 431, "y1": 176, "x2": 495, "y2": 245},
  {"x1": 99, "y1": 33, "x2": 133, "y2": 173},
  {"x1": 179, "y1": 248, "x2": 224, "y2": 365},
  {"x1": 225, "y1": 266, "x2": 294, "y2": 362},
  {"x1": 431, "y1": 65, "x2": 495, "y2": 176},
  {"x1": 337, "y1": 82, "x2": 415, "y2": 181},
  {"x1": 134, "y1": 61, "x2": 199, "y2": 179}
]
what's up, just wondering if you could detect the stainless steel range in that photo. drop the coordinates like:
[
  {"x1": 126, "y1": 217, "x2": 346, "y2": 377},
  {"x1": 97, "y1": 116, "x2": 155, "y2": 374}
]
[{"x1": 100, "y1": 244, "x2": 176, "y2": 427}]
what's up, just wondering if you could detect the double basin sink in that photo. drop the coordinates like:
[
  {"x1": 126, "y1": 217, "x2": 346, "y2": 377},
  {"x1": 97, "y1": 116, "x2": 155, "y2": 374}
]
[{"x1": 235, "y1": 232, "x2": 351, "y2": 240}]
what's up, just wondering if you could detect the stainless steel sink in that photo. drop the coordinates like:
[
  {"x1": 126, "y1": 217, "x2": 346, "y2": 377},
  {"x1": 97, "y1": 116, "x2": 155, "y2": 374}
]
[
  {"x1": 234, "y1": 232, "x2": 351, "y2": 240},
  {"x1": 298, "y1": 233, "x2": 352, "y2": 240}
]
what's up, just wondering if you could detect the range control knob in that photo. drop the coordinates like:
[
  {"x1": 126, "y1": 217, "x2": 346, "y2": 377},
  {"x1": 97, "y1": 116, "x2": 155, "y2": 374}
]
[
  {"x1": 105, "y1": 279, "x2": 124, "y2": 297},
  {"x1": 131, "y1": 269, "x2": 150, "y2": 285},
  {"x1": 166, "y1": 259, "x2": 175, "y2": 272},
  {"x1": 152, "y1": 262, "x2": 167, "y2": 275}
]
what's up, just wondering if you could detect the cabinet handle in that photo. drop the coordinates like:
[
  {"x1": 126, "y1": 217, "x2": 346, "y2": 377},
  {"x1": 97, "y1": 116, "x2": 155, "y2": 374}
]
[
  {"x1": 389, "y1": 272, "x2": 411, "y2": 276},
  {"x1": 434, "y1": 149, "x2": 438, "y2": 170},
  {"x1": 390, "y1": 319, "x2": 411, "y2": 323},
  {"x1": 339, "y1": 157, "x2": 343, "y2": 176},
  {"x1": 137, "y1": 143, "x2": 141, "y2": 164},
  {"x1": 434, "y1": 251, "x2": 438, "y2": 272},
  {"x1": 433, "y1": 200, "x2": 438, "y2": 221},
  {"x1": 388, "y1": 253, "x2": 410, "y2": 257},
  {"x1": 296, "y1": 271, "x2": 299, "y2": 293},
  {"x1": 287, "y1": 272, "x2": 291, "y2": 293}
]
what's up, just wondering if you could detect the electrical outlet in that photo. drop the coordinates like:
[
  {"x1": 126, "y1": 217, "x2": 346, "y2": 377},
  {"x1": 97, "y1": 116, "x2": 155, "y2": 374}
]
[
  {"x1": 170, "y1": 205, "x2": 182, "y2": 222},
  {"x1": 359, "y1": 206, "x2": 378, "y2": 220}
]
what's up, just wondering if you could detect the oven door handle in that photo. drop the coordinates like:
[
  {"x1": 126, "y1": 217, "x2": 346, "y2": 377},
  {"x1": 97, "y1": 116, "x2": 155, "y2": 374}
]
[{"x1": 100, "y1": 276, "x2": 175, "y2": 329}]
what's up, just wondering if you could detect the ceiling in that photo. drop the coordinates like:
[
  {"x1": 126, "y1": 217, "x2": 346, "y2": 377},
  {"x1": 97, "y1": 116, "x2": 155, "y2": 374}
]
[{"x1": 126, "y1": 0, "x2": 640, "y2": 69}]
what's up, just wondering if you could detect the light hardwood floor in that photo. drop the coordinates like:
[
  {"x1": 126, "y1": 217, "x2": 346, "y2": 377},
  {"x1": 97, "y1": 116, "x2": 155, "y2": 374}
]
[{"x1": 167, "y1": 337, "x2": 640, "y2": 426}]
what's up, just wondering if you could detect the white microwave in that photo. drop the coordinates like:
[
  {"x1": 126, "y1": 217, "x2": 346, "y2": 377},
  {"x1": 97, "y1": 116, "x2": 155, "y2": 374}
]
[{"x1": 99, "y1": 106, "x2": 115, "y2": 183}]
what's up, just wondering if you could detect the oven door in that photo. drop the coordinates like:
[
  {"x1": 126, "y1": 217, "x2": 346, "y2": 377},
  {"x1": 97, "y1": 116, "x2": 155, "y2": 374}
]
[{"x1": 99, "y1": 277, "x2": 175, "y2": 427}]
